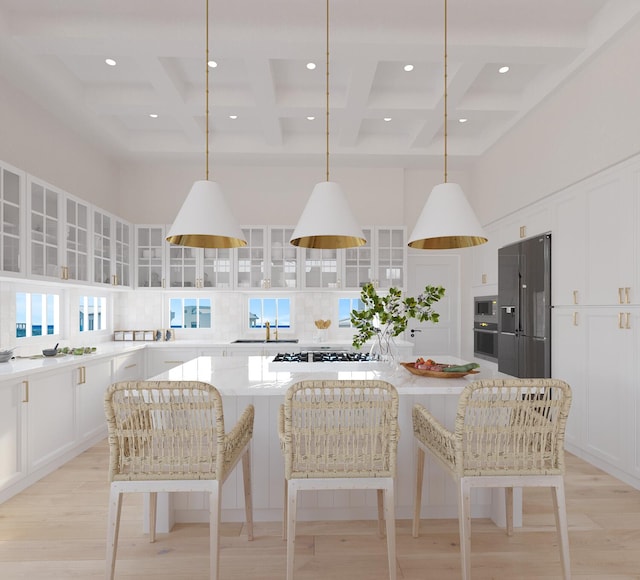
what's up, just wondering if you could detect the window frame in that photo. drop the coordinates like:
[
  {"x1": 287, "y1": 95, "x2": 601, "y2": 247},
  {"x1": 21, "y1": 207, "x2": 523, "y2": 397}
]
[{"x1": 246, "y1": 295, "x2": 293, "y2": 333}]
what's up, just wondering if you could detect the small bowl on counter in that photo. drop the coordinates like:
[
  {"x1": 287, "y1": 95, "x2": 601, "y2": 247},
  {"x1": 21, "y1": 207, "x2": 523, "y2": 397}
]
[
  {"x1": 42, "y1": 348, "x2": 59, "y2": 357},
  {"x1": 0, "y1": 348, "x2": 15, "y2": 363}
]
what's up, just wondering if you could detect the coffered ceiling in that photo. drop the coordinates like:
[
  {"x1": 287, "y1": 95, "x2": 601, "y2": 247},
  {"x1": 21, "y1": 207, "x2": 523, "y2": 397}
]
[{"x1": 0, "y1": 0, "x2": 639, "y2": 168}]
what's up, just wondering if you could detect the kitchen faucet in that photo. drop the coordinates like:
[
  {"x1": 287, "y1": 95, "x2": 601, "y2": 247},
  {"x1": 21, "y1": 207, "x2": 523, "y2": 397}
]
[{"x1": 265, "y1": 321, "x2": 270, "y2": 341}]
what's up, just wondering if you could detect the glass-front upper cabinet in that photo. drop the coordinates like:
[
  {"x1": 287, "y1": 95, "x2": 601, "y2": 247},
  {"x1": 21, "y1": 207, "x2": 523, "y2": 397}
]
[
  {"x1": 64, "y1": 194, "x2": 90, "y2": 282},
  {"x1": 168, "y1": 245, "x2": 198, "y2": 288},
  {"x1": 113, "y1": 218, "x2": 131, "y2": 287},
  {"x1": 375, "y1": 227, "x2": 406, "y2": 289},
  {"x1": 93, "y1": 209, "x2": 111, "y2": 285},
  {"x1": 202, "y1": 248, "x2": 233, "y2": 288},
  {"x1": 136, "y1": 225, "x2": 165, "y2": 288},
  {"x1": 268, "y1": 227, "x2": 298, "y2": 289},
  {"x1": 302, "y1": 247, "x2": 339, "y2": 288},
  {"x1": 341, "y1": 226, "x2": 406, "y2": 290},
  {"x1": 236, "y1": 227, "x2": 299, "y2": 289},
  {"x1": 343, "y1": 227, "x2": 373, "y2": 289},
  {"x1": 28, "y1": 177, "x2": 61, "y2": 279},
  {"x1": 236, "y1": 227, "x2": 265, "y2": 288},
  {"x1": 0, "y1": 162, "x2": 24, "y2": 275}
]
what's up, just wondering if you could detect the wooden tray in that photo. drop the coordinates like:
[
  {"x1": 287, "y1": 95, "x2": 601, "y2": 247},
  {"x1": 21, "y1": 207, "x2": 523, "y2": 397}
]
[{"x1": 400, "y1": 362, "x2": 480, "y2": 379}]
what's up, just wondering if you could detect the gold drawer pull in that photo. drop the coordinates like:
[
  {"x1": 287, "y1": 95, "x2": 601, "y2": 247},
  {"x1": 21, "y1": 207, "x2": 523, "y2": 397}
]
[
  {"x1": 618, "y1": 287, "x2": 624, "y2": 304},
  {"x1": 124, "y1": 363, "x2": 137, "y2": 369},
  {"x1": 22, "y1": 380, "x2": 29, "y2": 403},
  {"x1": 625, "y1": 287, "x2": 631, "y2": 304},
  {"x1": 626, "y1": 312, "x2": 631, "y2": 330},
  {"x1": 572, "y1": 290, "x2": 578, "y2": 305},
  {"x1": 572, "y1": 312, "x2": 578, "y2": 326}
]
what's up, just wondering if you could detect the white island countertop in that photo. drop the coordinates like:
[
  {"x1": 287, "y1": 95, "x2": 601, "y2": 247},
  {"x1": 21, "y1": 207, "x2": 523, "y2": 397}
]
[{"x1": 149, "y1": 354, "x2": 501, "y2": 396}]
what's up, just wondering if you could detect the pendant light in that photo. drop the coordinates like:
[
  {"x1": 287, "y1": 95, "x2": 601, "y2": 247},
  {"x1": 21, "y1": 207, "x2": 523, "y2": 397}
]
[
  {"x1": 408, "y1": 0, "x2": 487, "y2": 250},
  {"x1": 166, "y1": 0, "x2": 246, "y2": 249},
  {"x1": 290, "y1": 0, "x2": 366, "y2": 250}
]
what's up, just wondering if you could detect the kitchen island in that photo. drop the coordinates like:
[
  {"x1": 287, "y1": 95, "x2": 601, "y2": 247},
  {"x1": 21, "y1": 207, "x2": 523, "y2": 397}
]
[{"x1": 146, "y1": 354, "x2": 520, "y2": 533}]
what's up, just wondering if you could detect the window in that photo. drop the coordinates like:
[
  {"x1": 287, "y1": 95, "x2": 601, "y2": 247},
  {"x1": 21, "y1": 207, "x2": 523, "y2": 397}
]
[
  {"x1": 170, "y1": 297, "x2": 211, "y2": 329},
  {"x1": 16, "y1": 292, "x2": 60, "y2": 338},
  {"x1": 248, "y1": 297, "x2": 290, "y2": 329},
  {"x1": 338, "y1": 297, "x2": 363, "y2": 328},
  {"x1": 79, "y1": 296, "x2": 106, "y2": 332}
]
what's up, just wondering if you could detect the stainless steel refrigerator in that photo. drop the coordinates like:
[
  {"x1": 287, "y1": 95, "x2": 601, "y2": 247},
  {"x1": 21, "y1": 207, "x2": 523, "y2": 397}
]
[{"x1": 498, "y1": 233, "x2": 551, "y2": 378}]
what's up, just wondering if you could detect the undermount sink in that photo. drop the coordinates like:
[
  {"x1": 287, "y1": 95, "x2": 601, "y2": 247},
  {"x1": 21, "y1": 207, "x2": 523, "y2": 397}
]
[{"x1": 231, "y1": 339, "x2": 299, "y2": 344}]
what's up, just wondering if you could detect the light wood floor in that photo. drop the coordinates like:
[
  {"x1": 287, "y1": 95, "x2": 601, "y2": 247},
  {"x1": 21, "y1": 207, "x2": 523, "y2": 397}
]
[{"x1": 1, "y1": 441, "x2": 640, "y2": 579}]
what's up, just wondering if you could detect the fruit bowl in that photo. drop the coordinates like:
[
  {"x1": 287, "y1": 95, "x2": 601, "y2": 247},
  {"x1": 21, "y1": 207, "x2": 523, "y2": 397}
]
[{"x1": 400, "y1": 362, "x2": 480, "y2": 379}]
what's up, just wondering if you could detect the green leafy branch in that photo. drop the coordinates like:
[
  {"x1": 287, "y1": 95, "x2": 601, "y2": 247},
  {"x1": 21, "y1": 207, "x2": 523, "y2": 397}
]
[{"x1": 350, "y1": 283, "x2": 445, "y2": 349}]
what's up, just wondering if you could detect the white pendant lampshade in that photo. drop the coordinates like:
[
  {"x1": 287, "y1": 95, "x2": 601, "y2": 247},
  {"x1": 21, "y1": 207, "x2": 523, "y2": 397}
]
[
  {"x1": 290, "y1": 181, "x2": 366, "y2": 249},
  {"x1": 408, "y1": 182, "x2": 487, "y2": 249},
  {"x1": 166, "y1": 180, "x2": 246, "y2": 248}
]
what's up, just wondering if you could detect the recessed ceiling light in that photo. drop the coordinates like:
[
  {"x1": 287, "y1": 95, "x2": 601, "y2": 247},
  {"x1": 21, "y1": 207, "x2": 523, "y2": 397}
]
[
  {"x1": 383, "y1": 117, "x2": 392, "y2": 122},
  {"x1": 498, "y1": 66, "x2": 510, "y2": 74},
  {"x1": 403, "y1": 64, "x2": 414, "y2": 72},
  {"x1": 105, "y1": 58, "x2": 117, "y2": 66},
  {"x1": 207, "y1": 60, "x2": 218, "y2": 68},
  {"x1": 229, "y1": 115, "x2": 238, "y2": 120},
  {"x1": 458, "y1": 118, "x2": 468, "y2": 123},
  {"x1": 306, "y1": 62, "x2": 316, "y2": 70},
  {"x1": 149, "y1": 113, "x2": 158, "y2": 118},
  {"x1": 306, "y1": 116, "x2": 315, "y2": 121}
]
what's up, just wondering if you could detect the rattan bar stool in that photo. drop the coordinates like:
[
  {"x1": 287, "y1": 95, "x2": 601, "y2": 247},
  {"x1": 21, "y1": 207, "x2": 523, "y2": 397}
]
[
  {"x1": 412, "y1": 378, "x2": 573, "y2": 580},
  {"x1": 104, "y1": 380, "x2": 254, "y2": 580},
  {"x1": 278, "y1": 379, "x2": 400, "y2": 580}
]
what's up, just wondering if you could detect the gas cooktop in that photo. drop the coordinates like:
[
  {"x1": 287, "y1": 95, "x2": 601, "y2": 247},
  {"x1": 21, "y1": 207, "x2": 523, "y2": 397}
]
[{"x1": 268, "y1": 351, "x2": 381, "y2": 372}]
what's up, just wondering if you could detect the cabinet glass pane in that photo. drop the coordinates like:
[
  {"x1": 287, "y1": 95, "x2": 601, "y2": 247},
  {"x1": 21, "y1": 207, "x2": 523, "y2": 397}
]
[
  {"x1": 136, "y1": 226, "x2": 164, "y2": 288},
  {"x1": 3, "y1": 170, "x2": 20, "y2": 205},
  {"x1": 304, "y1": 248, "x2": 337, "y2": 288},
  {"x1": 3, "y1": 204, "x2": 19, "y2": 236},
  {"x1": 343, "y1": 227, "x2": 372, "y2": 289}
]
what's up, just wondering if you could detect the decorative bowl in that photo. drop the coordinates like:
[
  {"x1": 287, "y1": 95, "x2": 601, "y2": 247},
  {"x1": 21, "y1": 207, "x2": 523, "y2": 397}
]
[
  {"x1": 42, "y1": 348, "x2": 58, "y2": 357},
  {"x1": 400, "y1": 362, "x2": 480, "y2": 379}
]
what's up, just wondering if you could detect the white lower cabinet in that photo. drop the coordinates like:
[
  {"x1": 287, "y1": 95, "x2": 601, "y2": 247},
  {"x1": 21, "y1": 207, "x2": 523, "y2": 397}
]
[
  {"x1": 27, "y1": 368, "x2": 76, "y2": 474},
  {"x1": 0, "y1": 379, "x2": 27, "y2": 491},
  {"x1": 553, "y1": 307, "x2": 638, "y2": 485},
  {"x1": 146, "y1": 347, "x2": 198, "y2": 378},
  {"x1": 112, "y1": 350, "x2": 144, "y2": 382},
  {"x1": 75, "y1": 358, "x2": 113, "y2": 442}
]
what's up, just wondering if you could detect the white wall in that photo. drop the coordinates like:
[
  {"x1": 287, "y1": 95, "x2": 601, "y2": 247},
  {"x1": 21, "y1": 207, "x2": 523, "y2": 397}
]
[
  {"x1": 473, "y1": 15, "x2": 640, "y2": 225},
  {"x1": 0, "y1": 79, "x2": 118, "y2": 213},
  {"x1": 116, "y1": 161, "x2": 408, "y2": 226}
]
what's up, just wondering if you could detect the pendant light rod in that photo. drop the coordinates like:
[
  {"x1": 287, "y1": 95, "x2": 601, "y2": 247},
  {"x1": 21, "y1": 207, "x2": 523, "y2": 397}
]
[
  {"x1": 443, "y1": 0, "x2": 448, "y2": 183},
  {"x1": 325, "y1": 0, "x2": 330, "y2": 182},
  {"x1": 206, "y1": 0, "x2": 210, "y2": 180}
]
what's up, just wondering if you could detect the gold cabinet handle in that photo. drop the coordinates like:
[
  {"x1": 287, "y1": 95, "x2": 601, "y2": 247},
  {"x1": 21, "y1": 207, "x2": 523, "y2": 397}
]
[
  {"x1": 519, "y1": 225, "x2": 526, "y2": 239},
  {"x1": 618, "y1": 312, "x2": 624, "y2": 329},
  {"x1": 572, "y1": 290, "x2": 579, "y2": 305},
  {"x1": 572, "y1": 312, "x2": 578, "y2": 326},
  {"x1": 124, "y1": 363, "x2": 137, "y2": 370},
  {"x1": 626, "y1": 312, "x2": 631, "y2": 330},
  {"x1": 22, "y1": 380, "x2": 29, "y2": 403},
  {"x1": 625, "y1": 287, "x2": 631, "y2": 304},
  {"x1": 78, "y1": 366, "x2": 86, "y2": 384},
  {"x1": 618, "y1": 287, "x2": 624, "y2": 304},
  {"x1": 481, "y1": 273, "x2": 487, "y2": 284}
]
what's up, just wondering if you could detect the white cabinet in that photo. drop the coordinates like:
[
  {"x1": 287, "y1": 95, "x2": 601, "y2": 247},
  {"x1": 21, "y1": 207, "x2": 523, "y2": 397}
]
[
  {"x1": 551, "y1": 186, "x2": 587, "y2": 306},
  {"x1": 343, "y1": 227, "x2": 406, "y2": 290},
  {"x1": 146, "y1": 347, "x2": 198, "y2": 378},
  {"x1": 236, "y1": 226, "x2": 298, "y2": 289},
  {"x1": 167, "y1": 243, "x2": 234, "y2": 289},
  {"x1": 75, "y1": 358, "x2": 112, "y2": 442},
  {"x1": 26, "y1": 367, "x2": 76, "y2": 473},
  {"x1": 302, "y1": 247, "x2": 339, "y2": 289},
  {"x1": 498, "y1": 202, "x2": 552, "y2": 248},
  {"x1": 112, "y1": 350, "x2": 144, "y2": 382},
  {"x1": 93, "y1": 209, "x2": 132, "y2": 287},
  {"x1": 0, "y1": 161, "x2": 24, "y2": 275},
  {"x1": 136, "y1": 225, "x2": 165, "y2": 288},
  {"x1": 63, "y1": 194, "x2": 90, "y2": 283},
  {"x1": 27, "y1": 176, "x2": 62, "y2": 279},
  {"x1": 0, "y1": 379, "x2": 27, "y2": 491},
  {"x1": 471, "y1": 223, "x2": 499, "y2": 288}
]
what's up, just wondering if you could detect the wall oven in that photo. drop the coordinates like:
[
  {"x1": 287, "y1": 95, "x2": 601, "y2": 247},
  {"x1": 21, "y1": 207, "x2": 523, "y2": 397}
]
[{"x1": 473, "y1": 295, "x2": 498, "y2": 362}]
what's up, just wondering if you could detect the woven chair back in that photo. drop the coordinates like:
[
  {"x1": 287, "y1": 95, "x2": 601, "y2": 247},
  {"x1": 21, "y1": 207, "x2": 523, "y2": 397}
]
[
  {"x1": 104, "y1": 381, "x2": 226, "y2": 482},
  {"x1": 282, "y1": 380, "x2": 399, "y2": 479},
  {"x1": 455, "y1": 378, "x2": 572, "y2": 476}
]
